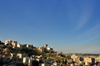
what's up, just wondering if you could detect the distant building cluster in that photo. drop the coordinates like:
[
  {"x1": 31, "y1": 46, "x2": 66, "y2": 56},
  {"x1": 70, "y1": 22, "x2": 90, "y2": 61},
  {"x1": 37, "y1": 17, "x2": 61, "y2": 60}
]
[
  {"x1": 69, "y1": 54, "x2": 100, "y2": 66},
  {"x1": 0, "y1": 40, "x2": 60, "y2": 66},
  {"x1": 0, "y1": 40, "x2": 100, "y2": 66},
  {"x1": 37, "y1": 44, "x2": 54, "y2": 53},
  {"x1": 4, "y1": 40, "x2": 33, "y2": 49}
]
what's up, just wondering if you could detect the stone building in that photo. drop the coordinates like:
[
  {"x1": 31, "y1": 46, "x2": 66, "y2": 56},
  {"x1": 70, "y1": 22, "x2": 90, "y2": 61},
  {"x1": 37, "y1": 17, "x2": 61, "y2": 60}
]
[
  {"x1": 44, "y1": 44, "x2": 48, "y2": 48},
  {"x1": 16, "y1": 53, "x2": 28, "y2": 59},
  {"x1": 71, "y1": 54, "x2": 78, "y2": 61},
  {"x1": 5, "y1": 40, "x2": 17, "y2": 48},
  {"x1": 43, "y1": 44, "x2": 54, "y2": 53},
  {"x1": 17, "y1": 43, "x2": 22, "y2": 48},
  {"x1": 26, "y1": 44, "x2": 33, "y2": 49},
  {"x1": 96, "y1": 55, "x2": 100, "y2": 62},
  {"x1": 10, "y1": 53, "x2": 16, "y2": 60},
  {"x1": 3, "y1": 48, "x2": 10, "y2": 54},
  {"x1": 12, "y1": 41, "x2": 17, "y2": 48},
  {"x1": 38, "y1": 47, "x2": 44, "y2": 52},
  {"x1": 84, "y1": 57, "x2": 95, "y2": 65}
]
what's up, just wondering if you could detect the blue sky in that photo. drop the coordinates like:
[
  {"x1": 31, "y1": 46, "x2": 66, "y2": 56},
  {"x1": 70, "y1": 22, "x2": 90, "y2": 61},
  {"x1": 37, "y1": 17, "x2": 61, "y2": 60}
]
[{"x1": 0, "y1": 0, "x2": 100, "y2": 53}]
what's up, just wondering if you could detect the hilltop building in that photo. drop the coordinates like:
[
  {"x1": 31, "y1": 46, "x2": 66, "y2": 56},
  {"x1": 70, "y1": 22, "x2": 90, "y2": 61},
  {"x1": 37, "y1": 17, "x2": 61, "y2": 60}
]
[
  {"x1": 37, "y1": 44, "x2": 54, "y2": 53},
  {"x1": 5, "y1": 40, "x2": 17, "y2": 49}
]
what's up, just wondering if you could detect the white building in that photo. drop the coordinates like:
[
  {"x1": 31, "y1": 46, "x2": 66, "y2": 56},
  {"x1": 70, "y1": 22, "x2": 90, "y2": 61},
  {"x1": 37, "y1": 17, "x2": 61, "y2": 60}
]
[
  {"x1": 70, "y1": 64, "x2": 74, "y2": 66},
  {"x1": 39, "y1": 63, "x2": 51, "y2": 66},
  {"x1": 47, "y1": 47, "x2": 50, "y2": 51},
  {"x1": 28, "y1": 58, "x2": 33, "y2": 63},
  {"x1": 17, "y1": 53, "x2": 22, "y2": 58},
  {"x1": 84, "y1": 57, "x2": 95, "y2": 65},
  {"x1": 23, "y1": 57, "x2": 34, "y2": 65},
  {"x1": 44, "y1": 44, "x2": 48, "y2": 48},
  {"x1": 17, "y1": 53, "x2": 28, "y2": 59},
  {"x1": 17, "y1": 43, "x2": 22, "y2": 48},
  {"x1": 23, "y1": 57, "x2": 28, "y2": 64},
  {"x1": 53, "y1": 62, "x2": 60, "y2": 66},
  {"x1": 71, "y1": 54, "x2": 78, "y2": 61}
]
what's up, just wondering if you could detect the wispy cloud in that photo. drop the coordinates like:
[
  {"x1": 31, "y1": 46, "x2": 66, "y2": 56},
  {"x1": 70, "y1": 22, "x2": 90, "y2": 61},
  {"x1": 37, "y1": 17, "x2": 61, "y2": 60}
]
[
  {"x1": 87, "y1": 34, "x2": 100, "y2": 41},
  {"x1": 76, "y1": 24, "x2": 100, "y2": 41},
  {"x1": 86, "y1": 26, "x2": 100, "y2": 34},
  {"x1": 80, "y1": 34, "x2": 100, "y2": 43},
  {"x1": 75, "y1": 2, "x2": 95, "y2": 31}
]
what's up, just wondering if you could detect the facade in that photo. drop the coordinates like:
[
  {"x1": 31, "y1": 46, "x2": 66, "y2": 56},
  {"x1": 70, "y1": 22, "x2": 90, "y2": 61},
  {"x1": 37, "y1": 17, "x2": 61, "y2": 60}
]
[
  {"x1": 5, "y1": 40, "x2": 12, "y2": 45},
  {"x1": 10, "y1": 53, "x2": 16, "y2": 60},
  {"x1": 17, "y1": 53, "x2": 22, "y2": 58},
  {"x1": 23, "y1": 57, "x2": 27, "y2": 64},
  {"x1": 17, "y1": 53, "x2": 28, "y2": 59},
  {"x1": 38, "y1": 47, "x2": 44, "y2": 52},
  {"x1": 84, "y1": 57, "x2": 95, "y2": 65},
  {"x1": 96, "y1": 56, "x2": 100, "y2": 62},
  {"x1": 44, "y1": 44, "x2": 48, "y2": 48},
  {"x1": 5, "y1": 40, "x2": 17, "y2": 48},
  {"x1": 47, "y1": 47, "x2": 50, "y2": 51},
  {"x1": 26, "y1": 44, "x2": 33, "y2": 49},
  {"x1": 67, "y1": 59, "x2": 73, "y2": 64},
  {"x1": 71, "y1": 54, "x2": 78, "y2": 60},
  {"x1": 12, "y1": 41, "x2": 17, "y2": 48},
  {"x1": 2, "y1": 54, "x2": 10, "y2": 63},
  {"x1": 53, "y1": 62, "x2": 60, "y2": 66},
  {"x1": 17, "y1": 43, "x2": 22, "y2": 48},
  {"x1": 3, "y1": 48, "x2": 10, "y2": 54}
]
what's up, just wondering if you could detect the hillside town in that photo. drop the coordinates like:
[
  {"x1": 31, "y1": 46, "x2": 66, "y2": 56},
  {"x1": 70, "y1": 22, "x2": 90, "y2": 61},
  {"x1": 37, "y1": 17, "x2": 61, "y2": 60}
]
[{"x1": 0, "y1": 40, "x2": 100, "y2": 66}]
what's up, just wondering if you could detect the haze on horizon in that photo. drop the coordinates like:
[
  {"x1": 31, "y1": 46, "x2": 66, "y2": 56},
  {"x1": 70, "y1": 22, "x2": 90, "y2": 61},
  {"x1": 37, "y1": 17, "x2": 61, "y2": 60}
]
[{"x1": 0, "y1": 0, "x2": 100, "y2": 54}]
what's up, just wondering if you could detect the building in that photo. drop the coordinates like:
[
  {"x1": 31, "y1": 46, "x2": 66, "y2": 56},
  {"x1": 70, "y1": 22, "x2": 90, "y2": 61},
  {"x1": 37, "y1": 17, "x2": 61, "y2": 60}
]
[
  {"x1": 53, "y1": 62, "x2": 60, "y2": 66},
  {"x1": 26, "y1": 44, "x2": 33, "y2": 49},
  {"x1": 39, "y1": 63, "x2": 51, "y2": 66},
  {"x1": 44, "y1": 44, "x2": 48, "y2": 48},
  {"x1": 96, "y1": 55, "x2": 100, "y2": 62},
  {"x1": 43, "y1": 44, "x2": 54, "y2": 53},
  {"x1": 17, "y1": 53, "x2": 23, "y2": 59},
  {"x1": 17, "y1": 43, "x2": 22, "y2": 48},
  {"x1": 67, "y1": 59, "x2": 73, "y2": 64},
  {"x1": 71, "y1": 54, "x2": 78, "y2": 61},
  {"x1": 3, "y1": 48, "x2": 10, "y2": 54},
  {"x1": 47, "y1": 47, "x2": 50, "y2": 51},
  {"x1": 23, "y1": 57, "x2": 27, "y2": 64},
  {"x1": 84, "y1": 57, "x2": 95, "y2": 65},
  {"x1": 17, "y1": 53, "x2": 28, "y2": 59},
  {"x1": 10, "y1": 53, "x2": 16, "y2": 60},
  {"x1": 5, "y1": 40, "x2": 12, "y2": 45},
  {"x1": 2, "y1": 54, "x2": 10, "y2": 63},
  {"x1": 38, "y1": 47, "x2": 44, "y2": 52},
  {"x1": 5, "y1": 40, "x2": 17, "y2": 48},
  {"x1": 12, "y1": 41, "x2": 17, "y2": 48}
]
